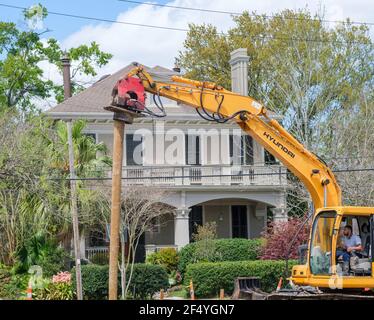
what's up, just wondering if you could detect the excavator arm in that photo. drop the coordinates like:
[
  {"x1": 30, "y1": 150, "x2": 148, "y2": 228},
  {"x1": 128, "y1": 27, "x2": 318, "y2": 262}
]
[{"x1": 112, "y1": 64, "x2": 342, "y2": 212}]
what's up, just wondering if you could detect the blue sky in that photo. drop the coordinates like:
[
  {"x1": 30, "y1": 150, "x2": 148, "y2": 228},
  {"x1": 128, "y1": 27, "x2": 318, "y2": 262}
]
[
  {"x1": 2, "y1": 1, "x2": 372, "y2": 48},
  {"x1": 0, "y1": 0, "x2": 170, "y2": 40}
]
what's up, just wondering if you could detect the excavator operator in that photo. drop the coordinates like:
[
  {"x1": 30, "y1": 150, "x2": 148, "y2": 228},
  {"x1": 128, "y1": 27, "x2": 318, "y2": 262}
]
[{"x1": 337, "y1": 225, "x2": 363, "y2": 263}]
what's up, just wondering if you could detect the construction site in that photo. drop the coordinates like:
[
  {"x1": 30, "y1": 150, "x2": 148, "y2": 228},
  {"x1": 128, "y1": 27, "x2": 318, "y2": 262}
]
[{"x1": 0, "y1": 0, "x2": 374, "y2": 307}]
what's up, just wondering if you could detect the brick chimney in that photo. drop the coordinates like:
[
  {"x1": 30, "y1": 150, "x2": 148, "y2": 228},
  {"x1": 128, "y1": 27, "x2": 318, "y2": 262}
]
[
  {"x1": 61, "y1": 52, "x2": 72, "y2": 100},
  {"x1": 229, "y1": 48, "x2": 249, "y2": 95}
]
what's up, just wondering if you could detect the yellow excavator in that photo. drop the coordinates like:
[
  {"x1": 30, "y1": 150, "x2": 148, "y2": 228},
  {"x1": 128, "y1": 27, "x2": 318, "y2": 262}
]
[{"x1": 109, "y1": 63, "x2": 374, "y2": 297}]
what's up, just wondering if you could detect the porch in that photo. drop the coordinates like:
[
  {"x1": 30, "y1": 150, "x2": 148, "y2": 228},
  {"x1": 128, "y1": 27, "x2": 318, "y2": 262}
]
[{"x1": 84, "y1": 198, "x2": 275, "y2": 261}]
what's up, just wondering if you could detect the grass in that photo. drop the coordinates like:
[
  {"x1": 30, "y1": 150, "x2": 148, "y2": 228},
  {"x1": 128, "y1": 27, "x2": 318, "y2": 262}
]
[{"x1": 167, "y1": 288, "x2": 188, "y2": 299}]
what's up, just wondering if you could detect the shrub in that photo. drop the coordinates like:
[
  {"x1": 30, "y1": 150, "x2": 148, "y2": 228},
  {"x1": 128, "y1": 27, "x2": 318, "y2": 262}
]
[
  {"x1": 72, "y1": 265, "x2": 109, "y2": 300},
  {"x1": 178, "y1": 242, "x2": 196, "y2": 275},
  {"x1": 34, "y1": 277, "x2": 73, "y2": 301},
  {"x1": 38, "y1": 282, "x2": 73, "y2": 300},
  {"x1": 13, "y1": 234, "x2": 69, "y2": 277},
  {"x1": 260, "y1": 215, "x2": 310, "y2": 260},
  {"x1": 0, "y1": 270, "x2": 29, "y2": 299},
  {"x1": 192, "y1": 222, "x2": 217, "y2": 242},
  {"x1": 0, "y1": 267, "x2": 13, "y2": 298},
  {"x1": 128, "y1": 264, "x2": 169, "y2": 299},
  {"x1": 191, "y1": 222, "x2": 219, "y2": 263},
  {"x1": 38, "y1": 247, "x2": 70, "y2": 277},
  {"x1": 178, "y1": 238, "x2": 264, "y2": 275},
  {"x1": 146, "y1": 248, "x2": 179, "y2": 273},
  {"x1": 184, "y1": 260, "x2": 296, "y2": 298},
  {"x1": 72, "y1": 264, "x2": 168, "y2": 300}
]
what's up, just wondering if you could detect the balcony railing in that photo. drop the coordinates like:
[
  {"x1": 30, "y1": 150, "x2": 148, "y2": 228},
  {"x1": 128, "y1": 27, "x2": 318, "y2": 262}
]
[
  {"x1": 113, "y1": 165, "x2": 287, "y2": 187},
  {"x1": 86, "y1": 247, "x2": 109, "y2": 263}
]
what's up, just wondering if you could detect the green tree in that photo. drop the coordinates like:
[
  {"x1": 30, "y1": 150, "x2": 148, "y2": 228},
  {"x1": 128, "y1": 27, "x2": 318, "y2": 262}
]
[
  {"x1": 0, "y1": 113, "x2": 111, "y2": 265},
  {"x1": 0, "y1": 5, "x2": 113, "y2": 267},
  {"x1": 0, "y1": 5, "x2": 112, "y2": 112},
  {"x1": 41, "y1": 120, "x2": 111, "y2": 251},
  {"x1": 176, "y1": 9, "x2": 374, "y2": 214},
  {"x1": 176, "y1": 9, "x2": 373, "y2": 151},
  {"x1": 0, "y1": 112, "x2": 53, "y2": 264},
  {"x1": 45, "y1": 120, "x2": 111, "y2": 177}
]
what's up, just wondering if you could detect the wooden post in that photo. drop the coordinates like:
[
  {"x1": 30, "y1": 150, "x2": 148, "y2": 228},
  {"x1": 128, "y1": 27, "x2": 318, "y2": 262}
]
[
  {"x1": 190, "y1": 279, "x2": 195, "y2": 300},
  {"x1": 220, "y1": 289, "x2": 225, "y2": 300},
  {"x1": 108, "y1": 119, "x2": 125, "y2": 300},
  {"x1": 160, "y1": 289, "x2": 164, "y2": 300},
  {"x1": 67, "y1": 121, "x2": 83, "y2": 300},
  {"x1": 105, "y1": 101, "x2": 136, "y2": 301}
]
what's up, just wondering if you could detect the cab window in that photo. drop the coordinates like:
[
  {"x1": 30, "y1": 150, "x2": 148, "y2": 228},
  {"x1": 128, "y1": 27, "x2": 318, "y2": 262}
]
[{"x1": 310, "y1": 211, "x2": 336, "y2": 275}]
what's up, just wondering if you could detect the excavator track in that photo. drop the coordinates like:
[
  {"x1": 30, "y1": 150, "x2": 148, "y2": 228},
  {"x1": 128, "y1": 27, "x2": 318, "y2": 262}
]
[
  {"x1": 232, "y1": 277, "x2": 374, "y2": 300},
  {"x1": 266, "y1": 290, "x2": 374, "y2": 300}
]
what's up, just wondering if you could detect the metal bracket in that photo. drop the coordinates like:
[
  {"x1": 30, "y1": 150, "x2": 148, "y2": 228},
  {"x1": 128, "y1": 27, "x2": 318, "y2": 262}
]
[{"x1": 104, "y1": 105, "x2": 144, "y2": 124}]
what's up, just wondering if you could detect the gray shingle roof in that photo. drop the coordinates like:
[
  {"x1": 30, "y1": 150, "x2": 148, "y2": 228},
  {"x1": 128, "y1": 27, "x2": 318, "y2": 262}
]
[
  {"x1": 47, "y1": 64, "x2": 181, "y2": 114},
  {"x1": 47, "y1": 64, "x2": 279, "y2": 120}
]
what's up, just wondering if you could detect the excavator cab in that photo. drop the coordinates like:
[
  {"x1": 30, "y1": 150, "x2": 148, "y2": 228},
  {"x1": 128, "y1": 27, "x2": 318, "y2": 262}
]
[{"x1": 291, "y1": 207, "x2": 374, "y2": 289}]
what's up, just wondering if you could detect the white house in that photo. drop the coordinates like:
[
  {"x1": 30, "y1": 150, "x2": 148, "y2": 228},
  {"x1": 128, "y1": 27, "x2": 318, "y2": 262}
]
[{"x1": 47, "y1": 49, "x2": 288, "y2": 261}]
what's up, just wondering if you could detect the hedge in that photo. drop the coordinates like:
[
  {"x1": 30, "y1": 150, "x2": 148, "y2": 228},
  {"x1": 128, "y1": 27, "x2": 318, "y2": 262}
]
[
  {"x1": 72, "y1": 264, "x2": 168, "y2": 300},
  {"x1": 184, "y1": 260, "x2": 296, "y2": 297},
  {"x1": 129, "y1": 264, "x2": 169, "y2": 299},
  {"x1": 178, "y1": 238, "x2": 263, "y2": 275},
  {"x1": 146, "y1": 248, "x2": 179, "y2": 273},
  {"x1": 72, "y1": 265, "x2": 109, "y2": 300}
]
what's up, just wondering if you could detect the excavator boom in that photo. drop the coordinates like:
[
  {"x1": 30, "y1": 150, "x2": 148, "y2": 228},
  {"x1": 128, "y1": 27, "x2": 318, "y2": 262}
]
[{"x1": 116, "y1": 65, "x2": 341, "y2": 211}]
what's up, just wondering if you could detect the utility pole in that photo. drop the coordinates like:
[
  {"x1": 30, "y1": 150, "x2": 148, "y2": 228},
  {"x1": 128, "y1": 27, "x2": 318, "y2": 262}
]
[
  {"x1": 62, "y1": 53, "x2": 83, "y2": 300},
  {"x1": 105, "y1": 107, "x2": 135, "y2": 300},
  {"x1": 108, "y1": 118, "x2": 125, "y2": 300}
]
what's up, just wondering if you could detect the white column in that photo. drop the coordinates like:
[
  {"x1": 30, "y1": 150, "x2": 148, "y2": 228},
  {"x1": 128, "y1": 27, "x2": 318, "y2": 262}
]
[
  {"x1": 253, "y1": 141, "x2": 265, "y2": 165},
  {"x1": 174, "y1": 207, "x2": 191, "y2": 249},
  {"x1": 220, "y1": 130, "x2": 231, "y2": 185},
  {"x1": 271, "y1": 207, "x2": 288, "y2": 223}
]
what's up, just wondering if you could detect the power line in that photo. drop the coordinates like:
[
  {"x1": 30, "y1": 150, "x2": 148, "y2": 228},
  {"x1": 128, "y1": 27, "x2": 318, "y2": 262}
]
[
  {"x1": 0, "y1": 3, "x2": 371, "y2": 45},
  {"x1": 0, "y1": 3, "x2": 189, "y2": 32},
  {"x1": 117, "y1": 0, "x2": 374, "y2": 26},
  {"x1": 118, "y1": 0, "x2": 244, "y2": 15}
]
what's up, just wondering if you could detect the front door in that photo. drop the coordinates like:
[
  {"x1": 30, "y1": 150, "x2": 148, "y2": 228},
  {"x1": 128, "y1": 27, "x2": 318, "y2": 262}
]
[
  {"x1": 231, "y1": 205, "x2": 248, "y2": 238},
  {"x1": 134, "y1": 233, "x2": 146, "y2": 263}
]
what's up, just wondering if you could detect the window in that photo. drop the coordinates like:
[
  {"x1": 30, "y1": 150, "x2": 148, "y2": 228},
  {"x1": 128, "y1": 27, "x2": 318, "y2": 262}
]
[
  {"x1": 242, "y1": 135, "x2": 254, "y2": 165},
  {"x1": 229, "y1": 135, "x2": 254, "y2": 165},
  {"x1": 310, "y1": 211, "x2": 336, "y2": 275},
  {"x1": 265, "y1": 150, "x2": 278, "y2": 165},
  {"x1": 185, "y1": 135, "x2": 201, "y2": 165},
  {"x1": 150, "y1": 217, "x2": 161, "y2": 233},
  {"x1": 189, "y1": 206, "x2": 203, "y2": 241},
  {"x1": 88, "y1": 230, "x2": 107, "y2": 247},
  {"x1": 231, "y1": 205, "x2": 248, "y2": 239},
  {"x1": 126, "y1": 134, "x2": 143, "y2": 166}
]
